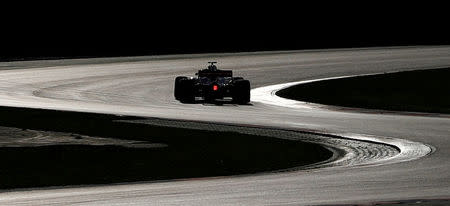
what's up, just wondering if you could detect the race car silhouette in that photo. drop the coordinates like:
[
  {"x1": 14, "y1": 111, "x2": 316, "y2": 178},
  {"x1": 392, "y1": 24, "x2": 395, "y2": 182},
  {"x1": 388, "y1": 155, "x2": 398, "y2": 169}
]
[{"x1": 174, "y1": 62, "x2": 250, "y2": 104}]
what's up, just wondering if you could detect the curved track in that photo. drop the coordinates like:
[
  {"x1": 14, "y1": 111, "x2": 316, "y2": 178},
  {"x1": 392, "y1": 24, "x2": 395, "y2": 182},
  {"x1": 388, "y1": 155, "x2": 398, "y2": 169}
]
[{"x1": 0, "y1": 46, "x2": 449, "y2": 205}]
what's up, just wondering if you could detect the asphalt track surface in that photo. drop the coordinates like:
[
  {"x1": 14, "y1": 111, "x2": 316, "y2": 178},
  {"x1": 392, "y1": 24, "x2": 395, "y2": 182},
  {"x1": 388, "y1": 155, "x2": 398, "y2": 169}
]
[{"x1": 0, "y1": 46, "x2": 449, "y2": 205}]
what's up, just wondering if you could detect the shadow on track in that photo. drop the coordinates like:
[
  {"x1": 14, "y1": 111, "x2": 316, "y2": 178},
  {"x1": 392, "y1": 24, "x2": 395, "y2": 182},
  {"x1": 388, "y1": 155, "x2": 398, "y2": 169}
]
[
  {"x1": 0, "y1": 106, "x2": 331, "y2": 190},
  {"x1": 277, "y1": 67, "x2": 450, "y2": 114}
]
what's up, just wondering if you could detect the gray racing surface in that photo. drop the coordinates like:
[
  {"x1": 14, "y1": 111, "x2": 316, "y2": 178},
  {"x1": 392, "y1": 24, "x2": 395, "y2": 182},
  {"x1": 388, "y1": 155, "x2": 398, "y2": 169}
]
[{"x1": 0, "y1": 46, "x2": 449, "y2": 205}]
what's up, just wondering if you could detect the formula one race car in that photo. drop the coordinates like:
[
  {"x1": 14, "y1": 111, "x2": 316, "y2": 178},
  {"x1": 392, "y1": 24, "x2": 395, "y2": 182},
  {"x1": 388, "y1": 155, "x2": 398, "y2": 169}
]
[{"x1": 174, "y1": 62, "x2": 250, "y2": 104}]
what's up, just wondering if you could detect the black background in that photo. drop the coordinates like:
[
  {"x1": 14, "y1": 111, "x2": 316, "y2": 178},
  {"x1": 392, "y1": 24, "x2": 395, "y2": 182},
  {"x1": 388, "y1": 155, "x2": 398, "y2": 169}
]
[{"x1": 1, "y1": 3, "x2": 448, "y2": 61}]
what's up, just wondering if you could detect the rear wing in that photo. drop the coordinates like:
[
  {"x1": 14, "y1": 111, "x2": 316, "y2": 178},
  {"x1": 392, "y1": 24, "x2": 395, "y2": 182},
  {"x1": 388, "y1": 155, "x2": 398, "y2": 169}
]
[{"x1": 197, "y1": 69, "x2": 233, "y2": 78}]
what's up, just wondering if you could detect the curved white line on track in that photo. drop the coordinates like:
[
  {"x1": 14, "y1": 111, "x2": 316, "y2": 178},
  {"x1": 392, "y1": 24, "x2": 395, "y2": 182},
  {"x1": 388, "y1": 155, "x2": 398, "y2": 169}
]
[
  {"x1": 123, "y1": 118, "x2": 400, "y2": 170},
  {"x1": 252, "y1": 76, "x2": 353, "y2": 110},
  {"x1": 251, "y1": 77, "x2": 434, "y2": 166}
]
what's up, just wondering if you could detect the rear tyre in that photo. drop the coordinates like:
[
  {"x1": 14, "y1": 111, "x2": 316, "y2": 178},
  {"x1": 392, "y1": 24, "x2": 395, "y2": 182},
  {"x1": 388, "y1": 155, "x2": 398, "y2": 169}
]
[
  {"x1": 177, "y1": 78, "x2": 195, "y2": 103},
  {"x1": 232, "y1": 79, "x2": 251, "y2": 104},
  {"x1": 174, "y1": 76, "x2": 187, "y2": 100}
]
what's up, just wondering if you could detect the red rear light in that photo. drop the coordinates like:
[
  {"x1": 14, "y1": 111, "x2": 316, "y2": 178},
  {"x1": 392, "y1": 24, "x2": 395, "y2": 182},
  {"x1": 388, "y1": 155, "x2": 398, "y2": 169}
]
[{"x1": 213, "y1": 85, "x2": 218, "y2": 91}]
